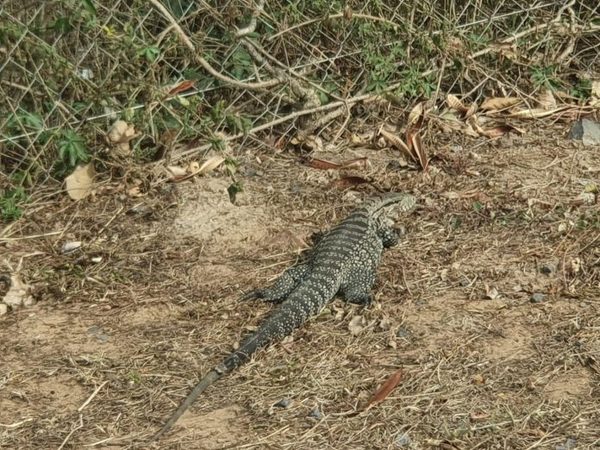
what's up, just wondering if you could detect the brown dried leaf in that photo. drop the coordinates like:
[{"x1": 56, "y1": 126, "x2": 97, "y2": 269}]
[
  {"x1": 330, "y1": 176, "x2": 369, "y2": 189},
  {"x1": 480, "y1": 97, "x2": 522, "y2": 111},
  {"x1": 306, "y1": 157, "x2": 369, "y2": 171},
  {"x1": 65, "y1": 163, "x2": 95, "y2": 200},
  {"x1": 446, "y1": 94, "x2": 467, "y2": 113},
  {"x1": 407, "y1": 101, "x2": 426, "y2": 128},
  {"x1": 410, "y1": 132, "x2": 428, "y2": 171},
  {"x1": 365, "y1": 369, "x2": 403, "y2": 409},
  {"x1": 198, "y1": 155, "x2": 225, "y2": 174},
  {"x1": 167, "y1": 80, "x2": 196, "y2": 96},
  {"x1": 379, "y1": 128, "x2": 415, "y2": 162},
  {"x1": 464, "y1": 102, "x2": 478, "y2": 119}
]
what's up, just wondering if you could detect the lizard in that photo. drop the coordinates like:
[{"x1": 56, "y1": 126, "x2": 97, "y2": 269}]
[{"x1": 152, "y1": 192, "x2": 416, "y2": 440}]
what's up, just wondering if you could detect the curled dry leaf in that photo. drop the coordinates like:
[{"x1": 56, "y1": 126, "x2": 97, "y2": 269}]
[
  {"x1": 65, "y1": 163, "x2": 95, "y2": 200},
  {"x1": 365, "y1": 369, "x2": 403, "y2": 410},
  {"x1": 405, "y1": 107, "x2": 428, "y2": 171},
  {"x1": 198, "y1": 155, "x2": 225, "y2": 174},
  {"x1": 379, "y1": 128, "x2": 414, "y2": 161},
  {"x1": 107, "y1": 120, "x2": 139, "y2": 157},
  {"x1": 464, "y1": 102, "x2": 478, "y2": 119},
  {"x1": 480, "y1": 97, "x2": 522, "y2": 111},
  {"x1": 306, "y1": 157, "x2": 369, "y2": 170},
  {"x1": 407, "y1": 101, "x2": 427, "y2": 128},
  {"x1": 167, "y1": 80, "x2": 195, "y2": 96},
  {"x1": 446, "y1": 94, "x2": 468, "y2": 113}
]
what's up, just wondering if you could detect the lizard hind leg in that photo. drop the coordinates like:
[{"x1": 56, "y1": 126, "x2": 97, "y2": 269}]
[
  {"x1": 340, "y1": 266, "x2": 377, "y2": 306},
  {"x1": 242, "y1": 263, "x2": 310, "y2": 303}
]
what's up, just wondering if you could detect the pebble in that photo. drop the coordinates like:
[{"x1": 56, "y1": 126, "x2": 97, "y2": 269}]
[
  {"x1": 273, "y1": 398, "x2": 292, "y2": 409},
  {"x1": 569, "y1": 118, "x2": 600, "y2": 146},
  {"x1": 395, "y1": 433, "x2": 412, "y2": 447},
  {"x1": 0, "y1": 303, "x2": 8, "y2": 316},
  {"x1": 308, "y1": 407, "x2": 322, "y2": 419},
  {"x1": 530, "y1": 293, "x2": 546, "y2": 303}
]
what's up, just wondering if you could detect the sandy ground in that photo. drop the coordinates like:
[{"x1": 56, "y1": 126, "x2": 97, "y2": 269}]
[{"x1": 1, "y1": 123, "x2": 599, "y2": 449}]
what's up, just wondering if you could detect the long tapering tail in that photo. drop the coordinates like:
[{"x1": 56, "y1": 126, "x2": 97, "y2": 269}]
[
  {"x1": 152, "y1": 369, "x2": 221, "y2": 440},
  {"x1": 153, "y1": 282, "x2": 326, "y2": 440}
]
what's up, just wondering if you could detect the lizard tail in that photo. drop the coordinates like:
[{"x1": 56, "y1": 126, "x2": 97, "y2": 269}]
[{"x1": 152, "y1": 369, "x2": 221, "y2": 440}]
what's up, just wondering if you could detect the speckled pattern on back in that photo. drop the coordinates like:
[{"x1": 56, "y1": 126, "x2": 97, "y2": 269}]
[{"x1": 153, "y1": 193, "x2": 416, "y2": 440}]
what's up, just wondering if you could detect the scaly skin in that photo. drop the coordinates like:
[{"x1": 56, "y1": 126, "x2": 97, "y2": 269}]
[{"x1": 152, "y1": 192, "x2": 416, "y2": 440}]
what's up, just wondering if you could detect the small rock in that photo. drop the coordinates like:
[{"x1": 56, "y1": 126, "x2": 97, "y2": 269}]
[
  {"x1": 396, "y1": 326, "x2": 412, "y2": 339},
  {"x1": 62, "y1": 241, "x2": 82, "y2": 254},
  {"x1": 530, "y1": 293, "x2": 546, "y2": 303},
  {"x1": 555, "y1": 437, "x2": 577, "y2": 450},
  {"x1": 273, "y1": 398, "x2": 292, "y2": 409},
  {"x1": 395, "y1": 432, "x2": 411, "y2": 447},
  {"x1": 308, "y1": 407, "x2": 322, "y2": 419},
  {"x1": 540, "y1": 262, "x2": 556, "y2": 275},
  {"x1": 0, "y1": 303, "x2": 8, "y2": 316},
  {"x1": 569, "y1": 118, "x2": 600, "y2": 146}
]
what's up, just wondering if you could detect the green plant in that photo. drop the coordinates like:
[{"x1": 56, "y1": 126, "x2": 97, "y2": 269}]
[
  {"x1": 1, "y1": 187, "x2": 28, "y2": 222},
  {"x1": 396, "y1": 65, "x2": 435, "y2": 98},
  {"x1": 137, "y1": 45, "x2": 160, "y2": 63},
  {"x1": 572, "y1": 78, "x2": 592, "y2": 100},
  {"x1": 57, "y1": 129, "x2": 90, "y2": 170},
  {"x1": 531, "y1": 66, "x2": 562, "y2": 90}
]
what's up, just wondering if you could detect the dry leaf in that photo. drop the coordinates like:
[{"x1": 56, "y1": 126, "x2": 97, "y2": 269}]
[
  {"x1": 65, "y1": 163, "x2": 95, "y2": 200},
  {"x1": 167, "y1": 165, "x2": 187, "y2": 178},
  {"x1": 591, "y1": 80, "x2": 600, "y2": 98},
  {"x1": 306, "y1": 157, "x2": 369, "y2": 170},
  {"x1": 198, "y1": 155, "x2": 225, "y2": 174},
  {"x1": 2, "y1": 274, "x2": 34, "y2": 307},
  {"x1": 480, "y1": 97, "x2": 522, "y2": 111},
  {"x1": 330, "y1": 176, "x2": 369, "y2": 189},
  {"x1": 167, "y1": 80, "x2": 195, "y2": 96},
  {"x1": 446, "y1": 94, "x2": 467, "y2": 113},
  {"x1": 409, "y1": 132, "x2": 428, "y2": 171},
  {"x1": 379, "y1": 128, "x2": 414, "y2": 162},
  {"x1": 365, "y1": 369, "x2": 403, "y2": 409},
  {"x1": 464, "y1": 102, "x2": 478, "y2": 119},
  {"x1": 537, "y1": 89, "x2": 557, "y2": 110},
  {"x1": 484, "y1": 284, "x2": 500, "y2": 300},
  {"x1": 348, "y1": 315, "x2": 366, "y2": 336},
  {"x1": 507, "y1": 107, "x2": 568, "y2": 119},
  {"x1": 107, "y1": 120, "x2": 138, "y2": 157},
  {"x1": 407, "y1": 101, "x2": 426, "y2": 127}
]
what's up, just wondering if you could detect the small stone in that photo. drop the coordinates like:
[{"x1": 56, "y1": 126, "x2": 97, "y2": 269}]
[
  {"x1": 308, "y1": 407, "x2": 322, "y2": 419},
  {"x1": 0, "y1": 303, "x2": 8, "y2": 316},
  {"x1": 62, "y1": 241, "x2": 82, "y2": 254},
  {"x1": 396, "y1": 326, "x2": 411, "y2": 339},
  {"x1": 540, "y1": 263, "x2": 556, "y2": 275},
  {"x1": 273, "y1": 398, "x2": 292, "y2": 409},
  {"x1": 395, "y1": 433, "x2": 411, "y2": 447},
  {"x1": 569, "y1": 118, "x2": 600, "y2": 146},
  {"x1": 555, "y1": 437, "x2": 577, "y2": 450},
  {"x1": 530, "y1": 293, "x2": 546, "y2": 303}
]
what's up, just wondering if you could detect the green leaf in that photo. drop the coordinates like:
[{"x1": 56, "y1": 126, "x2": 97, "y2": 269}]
[{"x1": 81, "y1": 0, "x2": 97, "y2": 17}]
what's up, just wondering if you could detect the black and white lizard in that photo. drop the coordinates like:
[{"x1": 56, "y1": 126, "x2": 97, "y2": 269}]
[{"x1": 153, "y1": 192, "x2": 416, "y2": 439}]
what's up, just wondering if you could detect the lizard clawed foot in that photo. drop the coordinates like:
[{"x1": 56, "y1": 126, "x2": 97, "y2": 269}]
[{"x1": 240, "y1": 289, "x2": 263, "y2": 301}]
